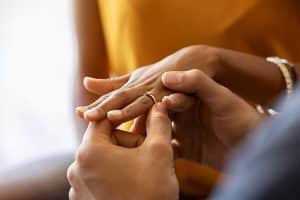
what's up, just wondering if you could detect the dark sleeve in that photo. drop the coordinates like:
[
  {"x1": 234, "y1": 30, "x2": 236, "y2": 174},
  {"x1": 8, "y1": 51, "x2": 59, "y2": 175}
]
[{"x1": 210, "y1": 87, "x2": 300, "y2": 200}]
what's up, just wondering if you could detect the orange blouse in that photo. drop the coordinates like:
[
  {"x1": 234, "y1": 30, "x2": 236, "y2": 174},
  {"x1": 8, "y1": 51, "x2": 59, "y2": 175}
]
[{"x1": 97, "y1": 0, "x2": 300, "y2": 75}]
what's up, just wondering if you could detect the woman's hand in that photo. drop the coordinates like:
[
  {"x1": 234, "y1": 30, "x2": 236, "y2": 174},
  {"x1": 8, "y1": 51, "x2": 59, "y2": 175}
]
[
  {"x1": 76, "y1": 45, "x2": 284, "y2": 126},
  {"x1": 76, "y1": 45, "x2": 221, "y2": 124},
  {"x1": 161, "y1": 69, "x2": 263, "y2": 169},
  {"x1": 68, "y1": 104, "x2": 179, "y2": 200}
]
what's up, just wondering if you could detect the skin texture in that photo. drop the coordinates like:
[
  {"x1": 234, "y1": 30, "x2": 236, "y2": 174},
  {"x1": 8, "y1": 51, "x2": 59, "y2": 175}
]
[
  {"x1": 126, "y1": 69, "x2": 262, "y2": 169},
  {"x1": 68, "y1": 104, "x2": 179, "y2": 200},
  {"x1": 161, "y1": 69, "x2": 262, "y2": 169},
  {"x1": 76, "y1": 45, "x2": 285, "y2": 126},
  {"x1": 73, "y1": 0, "x2": 109, "y2": 136},
  {"x1": 67, "y1": 70, "x2": 263, "y2": 200}
]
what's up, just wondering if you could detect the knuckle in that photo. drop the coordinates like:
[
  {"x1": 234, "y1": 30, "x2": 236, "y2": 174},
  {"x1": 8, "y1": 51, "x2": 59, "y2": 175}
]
[
  {"x1": 186, "y1": 69, "x2": 206, "y2": 83},
  {"x1": 148, "y1": 141, "x2": 171, "y2": 156},
  {"x1": 88, "y1": 94, "x2": 111, "y2": 110},
  {"x1": 93, "y1": 107, "x2": 106, "y2": 117},
  {"x1": 102, "y1": 93, "x2": 111, "y2": 100},
  {"x1": 114, "y1": 90, "x2": 129, "y2": 100},
  {"x1": 66, "y1": 164, "x2": 77, "y2": 184},
  {"x1": 205, "y1": 48, "x2": 222, "y2": 67},
  {"x1": 141, "y1": 96, "x2": 152, "y2": 105},
  {"x1": 193, "y1": 44, "x2": 212, "y2": 53},
  {"x1": 75, "y1": 145, "x2": 95, "y2": 167},
  {"x1": 180, "y1": 45, "x2": 210, "y2": 56},
  {"x1": 181, "y1": 45, "x2": 222, "y2": 75},
  {"x1": 119, "y1": 109, "x2": 129, "y2": 120},
  {"x1": 180, "y1": 45, "x2": 202, "y2": 54},
  {"x1": 132, "y1": 67, "x2": 145, "y2": 75},
  {"x1": 154, "y1": 112, "x2": 169, "y2": 121},
  {"x1": 215, "y1": 86, "x2": 237, "y2": 111}
]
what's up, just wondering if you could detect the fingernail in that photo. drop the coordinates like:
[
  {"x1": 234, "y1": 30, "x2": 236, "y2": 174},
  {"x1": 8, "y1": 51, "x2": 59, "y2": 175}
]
[
  {"x1": 107, "y1": 110, "x2": 122, "y2": 118},
  {"x1": 162, "y1": 72, "x2": 183, "y2": 85},
  {"x1": 162, "y1": 96, "x2": 169, "y2": 103},
  {"x1": 162, "y1": 96, "x2": 176, "y2": 105},
  {"x1": 83, "y1": 77, "x2": 89, "y2": 86},
  {"x1": 84, "y1": 109, "x2": 99, "y2": 120},
  {"x1": 83, "y1": 76, "x2": 94, "y2": 81},
  {"x1": 76, "y1": 106, "x2": 87, "y2": 113},
  {"x1": 83, "y1": 77, "x2": 94, "y2": 88}
]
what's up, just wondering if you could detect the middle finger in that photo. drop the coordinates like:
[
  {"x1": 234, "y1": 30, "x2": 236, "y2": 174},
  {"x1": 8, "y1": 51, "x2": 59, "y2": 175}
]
[{"x1": 84, "y1": 88, "x2": 145, "y2": 121}]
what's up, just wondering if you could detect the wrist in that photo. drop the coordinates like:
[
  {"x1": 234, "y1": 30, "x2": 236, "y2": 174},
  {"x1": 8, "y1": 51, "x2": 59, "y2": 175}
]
[
  {"x1": 205, "y1": 46, "x2": 225, "y2": 81},
  {"x1": 210, "y1": 49, "x2": 286, "y2": 105},
  {"x1": 181, "y1": 45, "x2": 224, "y2": 79}
]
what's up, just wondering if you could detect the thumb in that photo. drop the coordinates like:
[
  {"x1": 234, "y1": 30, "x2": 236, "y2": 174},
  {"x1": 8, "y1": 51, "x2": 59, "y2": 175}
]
[
  {"x1": 82, "y1": 120, "x2": 113, "y2": 145},
  {"x1": 145, "y1": 103, "x2": 172, "y2": 145},
  {"x1": 83, "y1": 74, "x2": 129, "y2": 95},
  {"x1": 162, "y1": 69, "x2": 239, "y2": 113}
]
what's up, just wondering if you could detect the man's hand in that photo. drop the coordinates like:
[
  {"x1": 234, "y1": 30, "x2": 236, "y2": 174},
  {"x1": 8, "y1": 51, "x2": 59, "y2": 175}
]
[
  {"x1": 67, "y1": 104, "x2": 179, "y2": 200},
  {"x1": 161, "y1": 69, "x2": 263, "y2": 169}
]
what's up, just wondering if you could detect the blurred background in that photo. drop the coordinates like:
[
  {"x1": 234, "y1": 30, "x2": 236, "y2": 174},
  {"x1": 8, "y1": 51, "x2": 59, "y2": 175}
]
[{"x1": 0, "y1": 0, "x2": 77, "y2": 170}]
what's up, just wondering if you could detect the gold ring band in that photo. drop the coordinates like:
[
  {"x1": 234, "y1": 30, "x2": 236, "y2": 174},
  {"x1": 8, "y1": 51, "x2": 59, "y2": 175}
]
[{"x1": 144, "y1": 92, "x2": 157, "y2": 104}]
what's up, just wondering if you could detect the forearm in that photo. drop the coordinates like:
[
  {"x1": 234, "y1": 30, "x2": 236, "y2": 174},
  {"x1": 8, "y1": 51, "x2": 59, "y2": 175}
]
[
  {"x1": 0, "y1": 153, "x2": 73, "y2": 200},
  {"x1": 73, "y1": 0, "x2": 109, "y2": 136},
  {"x1": 216, "y1": 48, "x2": 285, "y2": 105},
  {"x1": 73, "y1": 67, "x2": 105, "y2": 136}
]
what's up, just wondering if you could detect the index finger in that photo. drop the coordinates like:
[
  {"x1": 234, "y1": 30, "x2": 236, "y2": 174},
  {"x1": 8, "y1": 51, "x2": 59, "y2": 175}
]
[{"x1": 82, "y1": 120, "x2": 113, "y2": 145}]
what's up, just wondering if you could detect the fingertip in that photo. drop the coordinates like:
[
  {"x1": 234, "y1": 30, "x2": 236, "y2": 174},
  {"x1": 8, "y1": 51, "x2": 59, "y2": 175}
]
[
  {"x1": 162, "y1": 96, "x2": 175, "y2": 107},
  {"x1": 154, "y1": 102, "x2": 167, "y2": 113},
  {"x1": 161, "y1": 72, "x2": 173, "y2": 86},
  {"x1": 83, "y1": 77, "x2": 93, "y2": 88},
  {"x1": 161, "y1": 71, "x2": 183, "y2": 86},
  {"x1": 107, "y1": 110, "x2": 123, "y2": 121},
  {"x1": 162, "y1": 95, "x2": 184, "y2": 112},
  {"x1": 75, "y1": 106, "x2": 88, "y2": 118},
  {"x1": 83, "y1": 77, "x2": 104, "y2": 91},
  {"x1": 84, "y1": 109, "x2": 102, "y2": 121},
  {"x1": 161, "y1": 96, "x2": 169, "y2": 103},
  {"x1": 75, "y1": 109, "x2": 84, "y2": 118},
  {"x1": 76, "y1": 106, "x2": 88, "y2": 113},
  {"x1": 161, "y1": 72, "x2": 169, "y2": 85},
  {"x1": 150, "y1": 103, "x2": 169, "y2": 121}
]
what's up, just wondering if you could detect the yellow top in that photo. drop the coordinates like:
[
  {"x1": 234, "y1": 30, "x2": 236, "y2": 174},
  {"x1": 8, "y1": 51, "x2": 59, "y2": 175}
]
[
  {"x1": 96, "y1": 0, "x2": 300, "y2": 188},
  {"x1": 98, "y1": 0, "x2": 300, "y2": 75}
]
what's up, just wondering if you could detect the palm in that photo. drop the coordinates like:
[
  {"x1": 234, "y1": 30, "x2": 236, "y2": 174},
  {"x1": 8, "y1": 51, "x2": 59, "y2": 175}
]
[{"x1": 171, "y1": 86, "x2": 262, "y2": 171}]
